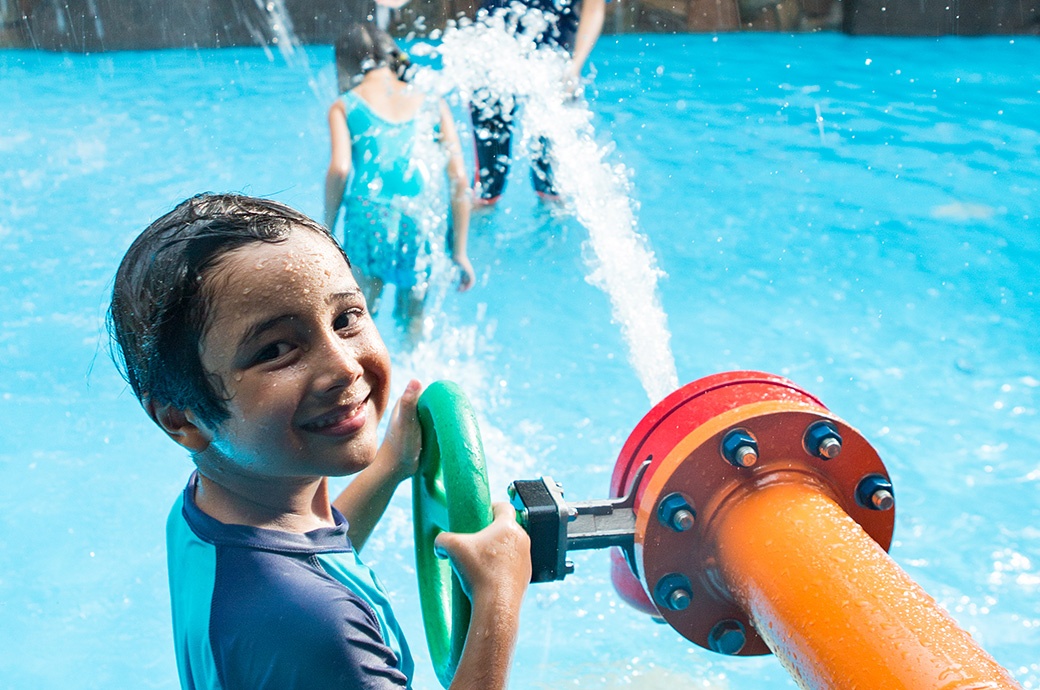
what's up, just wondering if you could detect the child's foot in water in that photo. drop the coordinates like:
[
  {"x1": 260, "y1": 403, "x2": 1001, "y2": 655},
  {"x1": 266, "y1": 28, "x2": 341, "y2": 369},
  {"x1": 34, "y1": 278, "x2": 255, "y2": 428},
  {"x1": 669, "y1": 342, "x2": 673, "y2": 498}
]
[{"x1": 472, "y1": 194, "x2": 500, "y2": 210}]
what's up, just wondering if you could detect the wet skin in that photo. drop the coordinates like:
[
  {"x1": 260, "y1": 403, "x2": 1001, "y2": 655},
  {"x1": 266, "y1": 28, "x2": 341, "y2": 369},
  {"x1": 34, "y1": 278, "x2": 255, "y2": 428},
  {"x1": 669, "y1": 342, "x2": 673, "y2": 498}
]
[{"x1": 189, "y1": 230, "x2": 392, "y2": 523}]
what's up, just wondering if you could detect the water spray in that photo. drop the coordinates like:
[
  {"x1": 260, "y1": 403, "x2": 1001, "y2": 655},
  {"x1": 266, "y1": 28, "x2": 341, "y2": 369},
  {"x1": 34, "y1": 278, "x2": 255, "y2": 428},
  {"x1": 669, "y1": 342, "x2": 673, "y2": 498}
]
[{"x1": 413, "y1": 17, "x2": 679, "y2": 404}]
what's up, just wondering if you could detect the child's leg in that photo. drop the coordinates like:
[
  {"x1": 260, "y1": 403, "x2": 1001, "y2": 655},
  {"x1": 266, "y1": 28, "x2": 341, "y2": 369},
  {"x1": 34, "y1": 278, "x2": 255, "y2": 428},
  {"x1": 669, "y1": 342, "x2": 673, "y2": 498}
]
[
  {"x1": 531, "y1": 135, "x2": 560, "y2": 200},
  {"x1": 393, "y1": 287, "x2": 426, "y2": 348},
  {"x1": 471, "y1": 90, "x2": 514, "y2": 205}
]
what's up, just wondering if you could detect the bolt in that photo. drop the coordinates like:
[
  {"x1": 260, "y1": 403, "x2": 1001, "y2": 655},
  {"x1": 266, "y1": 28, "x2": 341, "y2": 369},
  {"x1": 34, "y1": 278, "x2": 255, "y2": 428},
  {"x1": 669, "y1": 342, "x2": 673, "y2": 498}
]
[
  {"x1": 721, "y1": 429, "x2": 759, "y2": 468},
  {"x1": 564, "y1": 560, "x2": 575, "y2": 576},
  {"x1": 870, "y1": 489, "x2": 894, "y2": 510},
  {"x1": 657, "y1": 492, "x2": 697, "y2": 532},
  {"x1": 818, "y1": 436, "x2": 841, "y2": 459},
  {"x1": 707, "y1": 619, "x2": 747, "y2": 655},
  {"x1": 856, "y1": 474, "x2": 895, "y2": 511},
  {"x1": 734, "y1": 445, "x2": 758, "y2": 467},
  {"x1": 804, "y1": 421, "x2": 843, "y2": 460},
  {"x1": 653, "y1": 573, "x2": 693, "y2": 611},
  {"x1": 672, "y1": 509, "x2": 695, "y2": 531},
  {"x1": 668, "y1": 588, "x2": 691, "y2": 610}
]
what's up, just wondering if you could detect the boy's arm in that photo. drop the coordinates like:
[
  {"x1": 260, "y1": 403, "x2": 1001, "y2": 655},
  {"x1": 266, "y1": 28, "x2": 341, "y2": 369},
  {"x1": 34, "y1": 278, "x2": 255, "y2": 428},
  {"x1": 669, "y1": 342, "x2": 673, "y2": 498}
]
[
  {"x1": 324, "y1": 100, "x2": 352, "y2": 233},
  {"x1": 438, "y1": 100, "x2": 474, "y2": 291},
  {"x1": 438, "y1": 503, "x2": 532, "y2": 690},
  {"x1": 565, "y1": 0, "x2": 606, "y2": 92},
  {"x1": 332, "y1": 380, "x2": 422, "y2": 551}
]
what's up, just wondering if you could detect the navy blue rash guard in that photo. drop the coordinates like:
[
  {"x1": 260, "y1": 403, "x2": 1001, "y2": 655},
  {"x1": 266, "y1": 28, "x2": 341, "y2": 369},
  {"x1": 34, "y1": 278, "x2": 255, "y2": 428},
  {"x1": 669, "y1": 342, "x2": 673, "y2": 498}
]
[{"x1": 167, "y1": 473, "x2": 414, "y2": 689}]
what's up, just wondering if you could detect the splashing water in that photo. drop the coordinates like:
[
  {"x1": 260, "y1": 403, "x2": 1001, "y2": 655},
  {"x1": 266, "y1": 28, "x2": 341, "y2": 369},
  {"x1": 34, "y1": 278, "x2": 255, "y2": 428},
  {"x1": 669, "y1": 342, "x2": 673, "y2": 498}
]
[
  {"x1": 413, "y1": 16, "x2": 680, "y2": 404},
  {"x1": 394, "y1": 322, "x2": 541, "y2": 488},
  {"x1": 254, "y1": 0, "x2": 301, "y2": 61},
  {"x1": 251, "y1": 0, "x2": 338, "y2": 102}
]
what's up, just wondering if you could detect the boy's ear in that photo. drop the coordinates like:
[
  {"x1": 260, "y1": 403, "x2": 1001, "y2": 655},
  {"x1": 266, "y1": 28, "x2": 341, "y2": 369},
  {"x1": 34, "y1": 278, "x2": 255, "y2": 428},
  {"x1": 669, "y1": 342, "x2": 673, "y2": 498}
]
[{"x1": 146, "y1": 399, "x2": 213, "y2": 453}]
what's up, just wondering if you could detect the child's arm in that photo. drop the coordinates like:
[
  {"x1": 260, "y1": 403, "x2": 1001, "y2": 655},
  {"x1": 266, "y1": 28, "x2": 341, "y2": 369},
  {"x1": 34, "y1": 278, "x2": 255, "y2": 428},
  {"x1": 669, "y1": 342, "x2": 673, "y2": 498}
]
[
  {"x1": 438, "y1": 100, "x2": 475, "y2": 292},
  {"x1": 565, "y1": 0, "x2": 606, "y2": 95},
  {"x1": 324, "y1": 99, "x2": 353, "y2": 234},
  {"x1": 332, "y1": 380, "x2": 422, "y2": 551},
  {"x1": 437, "y1": 502, "x2": 532, "y2": 690}
]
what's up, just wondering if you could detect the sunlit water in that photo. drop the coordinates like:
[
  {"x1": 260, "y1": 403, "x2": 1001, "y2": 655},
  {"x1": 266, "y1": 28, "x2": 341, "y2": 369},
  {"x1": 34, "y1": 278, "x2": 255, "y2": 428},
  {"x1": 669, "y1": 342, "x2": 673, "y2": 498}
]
[{"x1": 1, "y1": 33, "x2": 1039, "y2": 689}]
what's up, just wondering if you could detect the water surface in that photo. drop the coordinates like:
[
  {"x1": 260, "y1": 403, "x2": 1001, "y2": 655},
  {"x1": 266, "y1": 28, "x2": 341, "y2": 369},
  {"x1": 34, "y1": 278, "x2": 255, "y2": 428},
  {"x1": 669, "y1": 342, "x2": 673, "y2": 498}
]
[{"x1": 1, "y1": 32, "x2": 1038, "y2": 689}]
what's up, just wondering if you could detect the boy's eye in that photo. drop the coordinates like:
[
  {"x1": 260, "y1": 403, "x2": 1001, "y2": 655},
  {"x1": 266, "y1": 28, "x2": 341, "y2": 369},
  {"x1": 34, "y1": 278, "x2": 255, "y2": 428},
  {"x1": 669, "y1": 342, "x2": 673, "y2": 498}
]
[
  {"x1": 333, "y1": 309, "x2": 363, "y2": 332},
  {"x1": 254, "y1": 341, "x2": 293, "y2": 364}
]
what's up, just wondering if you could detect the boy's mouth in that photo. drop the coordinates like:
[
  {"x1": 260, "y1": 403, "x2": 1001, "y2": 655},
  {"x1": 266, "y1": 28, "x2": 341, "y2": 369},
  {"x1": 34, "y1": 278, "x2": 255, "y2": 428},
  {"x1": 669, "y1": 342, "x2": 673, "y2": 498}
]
[{"x1": 300, "y1": 398, "x2": 369, "y2": 436}]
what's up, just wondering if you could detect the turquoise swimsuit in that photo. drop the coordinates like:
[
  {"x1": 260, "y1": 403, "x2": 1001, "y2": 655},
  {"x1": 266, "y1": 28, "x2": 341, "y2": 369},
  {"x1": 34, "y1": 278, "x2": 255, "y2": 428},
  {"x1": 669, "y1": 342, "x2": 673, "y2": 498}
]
[{"x1": 339, "y1": 89, "x2": 443, "y2": 294}]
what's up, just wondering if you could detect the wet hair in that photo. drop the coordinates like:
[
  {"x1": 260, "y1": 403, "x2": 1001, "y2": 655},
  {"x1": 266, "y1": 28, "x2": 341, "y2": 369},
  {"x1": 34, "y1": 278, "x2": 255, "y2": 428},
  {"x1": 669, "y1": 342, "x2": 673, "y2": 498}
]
[
  {"x1": 107, "y1": 193, "x2": 349, "y2": 430},
  {"x1": 334, "y1": 22, "x2": 410, "y2": 92}
]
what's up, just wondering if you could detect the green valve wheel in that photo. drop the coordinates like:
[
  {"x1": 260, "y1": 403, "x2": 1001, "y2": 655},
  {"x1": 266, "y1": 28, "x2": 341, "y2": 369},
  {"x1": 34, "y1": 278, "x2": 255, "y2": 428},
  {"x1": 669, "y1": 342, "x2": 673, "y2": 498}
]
[{"x1": 413, "y1": 381, "x2": 494, "y2": 688}]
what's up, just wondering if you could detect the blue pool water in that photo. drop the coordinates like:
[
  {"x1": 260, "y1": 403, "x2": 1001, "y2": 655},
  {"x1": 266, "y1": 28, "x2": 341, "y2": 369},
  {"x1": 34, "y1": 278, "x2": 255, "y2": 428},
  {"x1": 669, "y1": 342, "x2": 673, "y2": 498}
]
[{"x1": 1, "y1": 32, "x2": 1038, "y2": 689}]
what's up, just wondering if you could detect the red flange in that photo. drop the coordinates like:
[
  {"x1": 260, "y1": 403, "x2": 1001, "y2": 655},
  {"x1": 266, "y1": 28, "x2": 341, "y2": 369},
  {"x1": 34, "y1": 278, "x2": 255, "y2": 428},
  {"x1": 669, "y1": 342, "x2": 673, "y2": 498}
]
[
  {"x1": 609, "y1": 371, "x2": 831, "y2": 617},
  {"x1": 606, "y1": 372, "x2": 1019, "y2": 690},
  {"x1": 609, "y1": 372, "x2": 894, "y2": 647}
]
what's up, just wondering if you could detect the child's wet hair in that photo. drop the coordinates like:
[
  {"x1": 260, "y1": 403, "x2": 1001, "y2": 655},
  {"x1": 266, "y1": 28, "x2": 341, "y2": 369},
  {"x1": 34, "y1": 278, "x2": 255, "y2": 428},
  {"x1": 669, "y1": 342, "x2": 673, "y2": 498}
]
[
  {"x1": 334, "y1": 22, "x2": 409, "y2": 91},
  {"x1": 108, "y1": 193, "x2": 349, "y2": 429}
]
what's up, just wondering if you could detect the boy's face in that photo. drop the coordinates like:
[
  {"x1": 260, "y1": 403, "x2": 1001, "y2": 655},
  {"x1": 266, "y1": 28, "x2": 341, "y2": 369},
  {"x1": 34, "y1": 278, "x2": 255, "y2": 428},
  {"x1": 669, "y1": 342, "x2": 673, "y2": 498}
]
[{"x1": 195, "y1": 229, "x2": 391, "y2": 480}]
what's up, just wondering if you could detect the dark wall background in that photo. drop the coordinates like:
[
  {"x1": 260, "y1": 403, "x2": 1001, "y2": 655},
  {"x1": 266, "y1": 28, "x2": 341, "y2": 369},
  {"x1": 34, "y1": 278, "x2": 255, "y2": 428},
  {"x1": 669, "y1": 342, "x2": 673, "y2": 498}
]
[
  {"x1": 2, "y1": 0, "x2": 1038, "y2": 51},
  {"x1": 8, "y1": 0, "x2": 375, "y2": 51},
  {"x1": 845, "y1": 0, "x2": 1040, "y2": 35}
]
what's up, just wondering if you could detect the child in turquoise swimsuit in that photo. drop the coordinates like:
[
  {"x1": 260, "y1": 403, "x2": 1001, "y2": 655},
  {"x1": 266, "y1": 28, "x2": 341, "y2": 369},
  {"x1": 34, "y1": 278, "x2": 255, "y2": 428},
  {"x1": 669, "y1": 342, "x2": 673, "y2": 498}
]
[{"x1": 324, "y1": 23, "x2": 474, "y2": 345}]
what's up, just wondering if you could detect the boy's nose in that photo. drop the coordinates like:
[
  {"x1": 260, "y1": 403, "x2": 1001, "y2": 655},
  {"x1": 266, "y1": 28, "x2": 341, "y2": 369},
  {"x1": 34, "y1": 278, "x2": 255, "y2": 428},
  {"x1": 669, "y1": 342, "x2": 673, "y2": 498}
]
[{"x1": 313, "y1": 330, "x2": 364, "y2": 394}]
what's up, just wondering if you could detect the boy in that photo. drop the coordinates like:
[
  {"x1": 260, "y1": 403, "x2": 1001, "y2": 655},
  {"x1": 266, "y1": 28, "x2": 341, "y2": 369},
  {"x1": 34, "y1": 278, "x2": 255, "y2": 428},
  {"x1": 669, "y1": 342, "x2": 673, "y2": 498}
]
[{"x1": 108, "y1": 193, "x2": 530, "y2": 689}]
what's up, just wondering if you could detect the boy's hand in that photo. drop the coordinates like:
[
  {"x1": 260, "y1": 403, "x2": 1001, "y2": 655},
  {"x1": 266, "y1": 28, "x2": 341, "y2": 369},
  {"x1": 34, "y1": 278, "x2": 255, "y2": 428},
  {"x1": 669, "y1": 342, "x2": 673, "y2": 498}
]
[
  {"x1": 433, "y1": 502, "x2": 531, "y2": 605},
  {"x1": 436, "y1": 502, "x2": 530, "y2": 689},
  {"x1": 454, "y1": 255, "x2": 475, "y2": 292},
  {"x1": 379, "y1": 379, "x2": 423, "y2": 483}
]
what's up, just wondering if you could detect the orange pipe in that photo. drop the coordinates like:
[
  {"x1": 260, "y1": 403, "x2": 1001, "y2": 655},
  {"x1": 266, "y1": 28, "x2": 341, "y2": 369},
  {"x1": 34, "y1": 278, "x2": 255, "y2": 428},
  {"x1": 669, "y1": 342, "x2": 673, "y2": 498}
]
[{"x1": 708, "y1": 477, "x2": 1020, "y2": 690}]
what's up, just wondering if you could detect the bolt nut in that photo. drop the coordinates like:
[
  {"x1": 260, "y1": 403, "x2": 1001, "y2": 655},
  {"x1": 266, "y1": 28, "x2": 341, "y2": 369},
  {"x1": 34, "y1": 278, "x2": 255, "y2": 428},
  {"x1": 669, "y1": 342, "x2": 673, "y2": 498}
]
[
  {"x1": 856, "y1": 474, "x2": 895, "y2": 511},
  {"x1": 653, "y1": 573, "x2": 693, "y2": 611},
  {"x1": 707, "y1": 619, "x2": 747, "y2": 655},
  {"x1": 804, "y1": 420, "x2": 842, "y2": 460},
  {"x1": 721, "y1": 429, "x2": 759, "y2": 468},
  {"x1": 657, "y1": 492, "x2": 697, "y2": 532}
]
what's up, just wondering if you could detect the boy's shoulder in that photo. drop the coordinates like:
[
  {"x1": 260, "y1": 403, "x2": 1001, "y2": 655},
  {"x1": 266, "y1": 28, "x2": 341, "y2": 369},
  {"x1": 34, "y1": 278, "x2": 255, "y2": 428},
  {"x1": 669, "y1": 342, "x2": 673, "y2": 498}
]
[
  {"x1": 166, "y1": 478, "x2": 409, "y2": 688},
  {"x1": 166, "y1": 475, "x2": 379, "y2": 629}
]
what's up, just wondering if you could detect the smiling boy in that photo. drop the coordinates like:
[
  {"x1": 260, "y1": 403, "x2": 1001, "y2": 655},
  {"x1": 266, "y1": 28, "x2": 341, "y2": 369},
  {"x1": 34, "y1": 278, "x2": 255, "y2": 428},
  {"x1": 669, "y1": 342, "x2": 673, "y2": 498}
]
[{"x1": 108, "y1": 193, "x2": 530, "y2": 689}]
